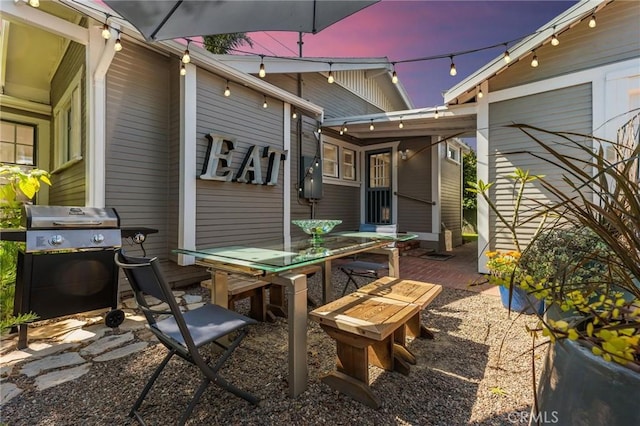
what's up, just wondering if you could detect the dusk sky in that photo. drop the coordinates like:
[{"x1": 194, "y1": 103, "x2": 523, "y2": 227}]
[{"x1": 239, "y1": 0, "x2": 578, "y2": 108}]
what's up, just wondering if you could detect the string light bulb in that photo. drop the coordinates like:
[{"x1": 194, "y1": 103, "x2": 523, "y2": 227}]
[
  {"x1": 503, "y1": 46, "x2": 511, "y2": 64},
  {"x1": 449, "y1": 56, "x2": 457, "y2": 76},
  {"x1": 434, "y1": 107, "x2": 439, "y2": 119},
  {"x1": 224, "y1": 81, "x2": 231, "y2": 97},
  {"x1": 369, "y1": 119, "x2": 375, "y2": 131},
  {"x1": 101, "y1": 23, "x2": 111, "y2": 40},
  {"x1": 399, "y1": 118, "x2": 404, "y2": 129},
  {"x1": 114, "y1": 33, "x2": 123, "y2": 52},
  {"x1": 181, "y1": 41, "x2": 191, "y2": 64},
  {"x1": 551, "y1": 27, "x2": 560, "y2": 46},
  {"x1": 342, "y1": 123, "x2": 348, "y2": 133},
  {"x1": 327, "y1": 63, "x2": 334, "y2": 84},
  {"x1": 180, "y1": 63, "x2": 186, "y2": 76},
  {"x1": 588, "y1": 14, "x2": 596, "y2": 28},
  {"x1": 259, "y1": 55, "x2": 266, "y2": 78},
  {"x1": 263, "y1": 96, "x2": 268, "y2": 109},
  {"x1": 29, "y1": 0, "x2": 39, "y2": 7},
  {"x1": 477, "y1": 87, "x2": 483, "y2": 99},
  {"x1": 391, "y1": 63, "x2": 399, "y2": 84},
  {"x1": 317, "y1": 127, "x2": 322, "y2": 134},
  {"x1": 531, "y1": 52, "x2": 539, "y2": 68},
  {"x1": 292, "y1": 110, "x2": 297, "y2": 120}
]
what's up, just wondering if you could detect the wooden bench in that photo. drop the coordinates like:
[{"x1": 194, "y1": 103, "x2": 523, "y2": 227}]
[
  {"x1": 201, "y1": 275, "x2": 271, "y2": 321},
  {"x1": 309, "y1": 277, "x2": 442, "y2": 408}
]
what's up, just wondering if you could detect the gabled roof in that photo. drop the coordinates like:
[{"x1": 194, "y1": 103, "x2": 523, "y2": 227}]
[
  {"x1": 444, "y1": 0, "x2": 607, "y2": 105},
  {"x1": 213, "y1": 54, "x2": 414, "y2": 110}
]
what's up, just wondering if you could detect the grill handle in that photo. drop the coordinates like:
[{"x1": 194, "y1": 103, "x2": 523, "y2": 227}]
[{"x1": 53, "y1": 221, "x2": 104, "y2": 227}]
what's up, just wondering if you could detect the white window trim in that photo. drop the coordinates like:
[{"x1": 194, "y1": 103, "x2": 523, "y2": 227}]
[
  {"x1": 52, "y1": 67, "x2": 83, "y2": 173},
  {"x1": 322, "y1": 135, "x2": 361, "y2": 186},
  {"x1": 445, "y1": 142, "x2": 461, "y2": 164},
  {"x1": 322, "y1": 142, "x2": 339, "y2": 178}
]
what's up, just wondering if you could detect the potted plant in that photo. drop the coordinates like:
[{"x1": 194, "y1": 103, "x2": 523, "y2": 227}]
[
  {"x1": 470, "y1": 125, "x2": 639, "y2": 425},
  {"x1": 0, "y1": 164, "x2": 51, "y2": 332}
]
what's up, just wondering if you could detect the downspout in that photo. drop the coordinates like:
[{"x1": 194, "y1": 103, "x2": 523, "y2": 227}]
[{"x1": 87, "y1": 24, "x2": 117, "y2": 208}]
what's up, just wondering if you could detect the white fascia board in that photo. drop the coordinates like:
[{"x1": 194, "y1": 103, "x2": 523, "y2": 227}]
[
  {"x1": 213, "y1": 54, "x2": 392, "y2": 74},
  {"x1": 444, "y1": 0, "x2": 605, "y2": 104},
  {"x1": 323, "y1": 104, "x2": 477, "y2": 127},
  {"x1": 3, "y1": 0, "x2": 88, "y2": 44}
]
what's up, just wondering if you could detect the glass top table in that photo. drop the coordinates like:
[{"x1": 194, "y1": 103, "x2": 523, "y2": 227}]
[
  {"x1": 174, "y1": 232, "x2": 416, "y2": 273},
  {"x1": 173, "y1": 231, "x2": 417, "y2": 399}
]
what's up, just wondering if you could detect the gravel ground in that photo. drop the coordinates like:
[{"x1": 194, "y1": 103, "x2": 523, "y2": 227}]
[{"x1": 1, "y1": 269, "x2": 547, "y2": 426}]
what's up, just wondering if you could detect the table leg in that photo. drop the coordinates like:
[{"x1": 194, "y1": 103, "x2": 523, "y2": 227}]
[
  {"x1": 212, "y1": 271, "x2": 228, "y2": 309},
  {"x1": 386, "y1": 247, "x2": 400, "y2": 278},
  {"x1": 322, "y1": 259, "x2": 333, "y2": 303},
  {"x1": 270, "y1": 272, "x2": 308, "y2": 398}
]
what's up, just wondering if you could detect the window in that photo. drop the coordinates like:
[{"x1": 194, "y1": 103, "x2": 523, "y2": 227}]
[
  {"x1": 322, "y1": 143, "x2": 339, "y2": 178},
  {"x1": 53, "y1": 69, "x2": 83, "y2": 170},
  {"x1": 0, "y1": 120, "x2": 35, "y2": 165},
  {"x1": 446, "y1": 143, "x2": 461, "y2": 164},
  {"x1": 343, "y1": 148, "x2": 355, "y2": 180}
]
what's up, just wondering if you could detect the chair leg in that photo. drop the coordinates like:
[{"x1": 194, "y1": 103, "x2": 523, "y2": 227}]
[
  {"x1": 179, "y1": 377, "x2": 211, "y2": 426},
  {"x1": 129, "y1": 349, "x2": 176, "y2": 422},
  {"x1": 340, "y1": 269, "x2": 359, "y2": 296}
]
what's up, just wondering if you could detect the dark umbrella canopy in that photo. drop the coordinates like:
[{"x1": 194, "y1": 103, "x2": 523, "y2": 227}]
[{"x1": 104, "y1": 0, "x2": 379, "y2": 42}]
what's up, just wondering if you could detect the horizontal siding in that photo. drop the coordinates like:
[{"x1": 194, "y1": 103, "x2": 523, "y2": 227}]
[
  {"x1": 195, "y1": 69, "x2": 285, "y2": 248},
  {"x1": 397, "y1": 137, "x2": 433, "y2": 233},
  {"x1": 491, "y1": 1, "x2": 640, "y2": 92},
  {"x1": 49, "y1": 41, "x2": 86, "y2": 205},
  {"x1": 488, "y1": 83, "x2": 593, "y2": 251},
  {"x1": 440, "y1": 154, "x2": 462, "y2": 247},
  {"x1": 313, "y1": 183, "x2": 361, "y2": 233}
]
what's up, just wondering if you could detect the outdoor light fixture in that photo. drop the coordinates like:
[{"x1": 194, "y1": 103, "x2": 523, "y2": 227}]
[
  {"x1": 327, "y1": 63, "x2": 334, "y2": 84},
  {"x1": 589, "y1": 14, "x2": 596, "y2": 28},
  {"x1": 434, "y1": 107, "x2": 439, "y2": 119},
  {"x1": 182, "y1": 41, "x2": 191, "y2": 64},
  {"x1": 477, "y1": 87, "x2": 483, "y2": 99},
  {"x1": 292, "y1": 110, "x2": 297, "y2": 119},
  {"x1": 531, "y1": 52, "x2": 539, "y2": 68},
  {"x1": 114, "y1": 36, "x2": 123, "y2": 52},
  {"x1": 400, "y1": 149, "x2": 408, "y2": 160},
  {"x1": 369, "y1": 119, "x2": 374, "y2": 131},
  {"x1": 259, "y1": 55, "x2": 266, "y2": 78},
  {"x1": 180, "y1": 63, "x2": 186, "y2": 76},
  {"x1": 551, "y1": 27, "x2": 560, "y2": 46},
  {"x1": 317, "y1": 127, "x2": 322, "y2": 134},
  {"x1": 263, "y1": 95, "x2": 268, "y2": 108},
  {"x1": 449, "y1": 56, "x2": 457, "y2": 76},
  {"x1": 224, "y1": 81, "x2": 231, "y2": 97},
  {"x1": 102, "y1": 23, "x2": 111, "y2": 39}
]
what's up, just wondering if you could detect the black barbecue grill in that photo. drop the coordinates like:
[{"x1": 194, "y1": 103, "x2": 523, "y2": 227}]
[{"x1": 13, "y1": 205, "x2": 125, "y2": 348}]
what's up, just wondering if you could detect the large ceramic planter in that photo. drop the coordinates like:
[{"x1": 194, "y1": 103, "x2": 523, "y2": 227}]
[
  {"x1": 534, "y1": 338, "x2": 640, "y2": 426},
  {"x1": 499, "y1": 285, "x2": 543, "y2": 314}
]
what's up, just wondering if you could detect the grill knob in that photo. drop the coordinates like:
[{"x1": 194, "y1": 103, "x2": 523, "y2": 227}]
[
  {"x1": 92, "y1": 233, "x2": 105, "y2": 244},
  {"x1": 50, "y1": 235, "x2": 64, "y2": 246}
]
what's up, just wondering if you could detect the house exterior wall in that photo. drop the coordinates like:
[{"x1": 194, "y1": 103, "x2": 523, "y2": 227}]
[
  {"x1": 440, "y1": 146, "x2": 463, "y2": 248},
  {"x1": 48, "y1": 41, "x2": 85, "y2": 206},
  {"x1": 397, "y1": 137, "x2": 433, "y2": 234},
  {"x1": 487, "y1": 84, "x2": 593, "y2": 251},
  {"x1": 194, "y1": 69, "x2": 286, "y2": 247},
  {"x1": 490, "y1": 1, "x2": 640, "y2": 93}
]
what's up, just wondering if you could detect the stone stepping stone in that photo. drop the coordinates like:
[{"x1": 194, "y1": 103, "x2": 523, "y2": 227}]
[
  {"x1": 93, "y1": 342, "x2": 148, "y2": 362},
  {"x1": 1, "y1": 382, "x2": 22, "y2": 405},
  {"x1": 29, "y1": 319, "x2": 86, "y2": 340},
  {"x1": 1, "y1": 342, "x2": 79, "y2": 366},
  {"x1": 118, "y1": 315, "x2": 147, "y2": 332},
  {"x1": 186, "y1": 302, "x2": 205, "y2": 311},
  {"x1": 34, "y1": 363, "x2": 91, "y2": 391},
  {"x1": 0, "y1": 365, "x2": 12, "y2": 378},
  {"x1": 80, "y1": 332, "x2": 134, "y2": 357},
  {"x1": 20, "y1": 352, "x2": 86, "y2": 377},
  {"x1": 183, "y1": 294, "x2": 202, "y2": 304},
  {"x1": 61, "y1": 324, "x2": 108, "y2": 344},
  {"x1": 122, "y1": 297, "x2": 138, "y2": 309}
]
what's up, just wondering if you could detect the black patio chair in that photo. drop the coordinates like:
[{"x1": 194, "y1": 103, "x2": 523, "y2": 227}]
[
  {"x1": 114, "y1": 250, "x2": 258, "y2": 425},
  {"x1": 340, "y1": 224, "x2": 397, "y2": 296}
]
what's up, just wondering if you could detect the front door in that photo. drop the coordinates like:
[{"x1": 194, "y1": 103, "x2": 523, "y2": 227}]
[{"x1": 365, "y1": 149, "x2": 392, "y2": 224}]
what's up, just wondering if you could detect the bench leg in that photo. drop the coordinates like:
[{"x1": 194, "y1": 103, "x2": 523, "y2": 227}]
[
  {"x1": 322, "y1": 371, "x2": 381, "y2": 409},
  {"x1": 406, "y1": 312, "x2": 436, "y2": 340},
  {"x1": 267, "y1": 286, "x2": 287, "y2": 318}
]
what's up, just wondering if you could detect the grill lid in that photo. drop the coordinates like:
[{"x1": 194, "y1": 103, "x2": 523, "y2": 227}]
[{"x1": 22, "y1": 205, "x2": 120, "y2": 229}]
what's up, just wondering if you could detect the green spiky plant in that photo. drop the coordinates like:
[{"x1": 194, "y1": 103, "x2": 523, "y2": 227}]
[{"x1": 1, "y1": 164, "x2": 51, "y2": 333}]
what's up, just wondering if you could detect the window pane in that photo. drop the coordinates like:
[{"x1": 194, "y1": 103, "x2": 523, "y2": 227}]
[
  {"x1": 16, "y1": 144, "x2": 34, "y2": 165},
  {"x1": 0, "y1": 122, "x2": 15, "y2": 143},
  {"x1": 322, "y1": 143, "x2": 338, "y2": 177},
  {"x1": 369, "y1": 152, "x2": 390, "y2": 188},
  {"x1": 16, "y1": 125, "x2": 34, "y2": 146},
  {"x1": 0, "y1": 142, "x2": 15, "y2": 163},
  {"x1": 343, "y1": 148, "x2": 355, "y2": 180}
]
